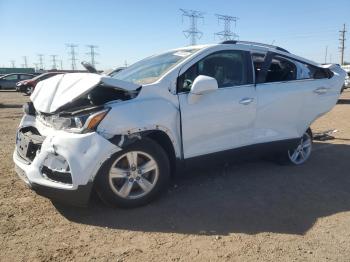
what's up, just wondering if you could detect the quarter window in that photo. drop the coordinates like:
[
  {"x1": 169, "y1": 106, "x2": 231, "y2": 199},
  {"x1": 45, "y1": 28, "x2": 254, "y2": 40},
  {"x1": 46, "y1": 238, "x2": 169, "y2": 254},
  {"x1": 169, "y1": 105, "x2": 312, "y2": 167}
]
[{"x1": 178, "y1": 50, "x2": 252, "y2": 92}]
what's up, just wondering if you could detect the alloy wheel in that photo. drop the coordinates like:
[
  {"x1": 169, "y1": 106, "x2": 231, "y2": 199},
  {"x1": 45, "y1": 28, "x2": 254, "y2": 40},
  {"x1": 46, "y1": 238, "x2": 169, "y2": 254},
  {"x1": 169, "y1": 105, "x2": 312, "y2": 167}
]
[
  {"x1": 108, "y1": 151, "x2": 159, "y2": 199},
  {"x1": 288, "y1": 132, "x2": 312, "y2": 165}
]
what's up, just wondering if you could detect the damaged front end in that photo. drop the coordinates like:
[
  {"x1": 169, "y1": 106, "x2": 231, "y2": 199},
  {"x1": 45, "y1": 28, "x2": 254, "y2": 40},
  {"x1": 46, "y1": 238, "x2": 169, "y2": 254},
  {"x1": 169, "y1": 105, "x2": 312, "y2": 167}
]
[{"x1": 13, "y1": 73, "x2": 141, "y2": 206}]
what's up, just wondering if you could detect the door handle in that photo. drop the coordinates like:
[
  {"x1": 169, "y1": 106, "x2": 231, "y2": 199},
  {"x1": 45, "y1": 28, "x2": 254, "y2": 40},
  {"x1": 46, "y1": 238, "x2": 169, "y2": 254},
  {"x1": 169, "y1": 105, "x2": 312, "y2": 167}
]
[
  {"x1": 314, "y1": 87, "x2": 329, "y2": 95},
  {"x1": 239, "y1": 97, "x2": 254, "y2": 105}
]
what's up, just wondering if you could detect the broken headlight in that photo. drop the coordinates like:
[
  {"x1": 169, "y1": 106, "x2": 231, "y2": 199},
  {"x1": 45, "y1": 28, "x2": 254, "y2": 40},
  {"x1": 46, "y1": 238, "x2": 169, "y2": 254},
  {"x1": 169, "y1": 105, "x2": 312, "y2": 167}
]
[{"x1": 45, "y1": 108, "x2": 109, "y2": 133}]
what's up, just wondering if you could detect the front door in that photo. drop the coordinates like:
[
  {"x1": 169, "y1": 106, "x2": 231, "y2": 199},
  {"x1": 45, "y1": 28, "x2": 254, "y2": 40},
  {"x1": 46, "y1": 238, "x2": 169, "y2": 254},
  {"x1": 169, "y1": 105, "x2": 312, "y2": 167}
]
[{"x1": 177, "y1": 50, "x2": 256, "y2": 159}]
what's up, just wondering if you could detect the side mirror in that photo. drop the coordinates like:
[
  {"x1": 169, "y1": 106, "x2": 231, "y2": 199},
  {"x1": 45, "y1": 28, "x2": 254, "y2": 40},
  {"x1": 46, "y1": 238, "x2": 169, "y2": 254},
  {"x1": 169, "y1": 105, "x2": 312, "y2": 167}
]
[{"x1": 188, "y1": 75, "x2": 218, "y2": 104}]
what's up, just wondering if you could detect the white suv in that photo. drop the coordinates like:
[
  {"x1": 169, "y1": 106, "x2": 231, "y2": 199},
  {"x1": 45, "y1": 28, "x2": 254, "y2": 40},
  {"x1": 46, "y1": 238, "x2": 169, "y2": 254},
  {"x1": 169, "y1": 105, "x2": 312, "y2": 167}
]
[{"x1": 13, "y1": 41, "x2": 346, "y2": 208}]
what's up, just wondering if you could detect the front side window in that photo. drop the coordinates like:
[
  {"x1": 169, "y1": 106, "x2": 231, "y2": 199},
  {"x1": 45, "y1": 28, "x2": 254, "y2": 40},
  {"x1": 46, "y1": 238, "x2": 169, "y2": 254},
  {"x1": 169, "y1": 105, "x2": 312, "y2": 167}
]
[
  {"x1": 252, "y1": 53, "x2": 266, "y2": 81},
  {"x1": 112, "y1": 48, "x2": 201, "y2": 85},
  {"x1": 178, "y1": 50, "x2": 252, "y2": 92},
  {"x1": 265, "y1": 56, "x2": 297, "y2": 83},
  {"x1": 3, "y1": 75, "x2": 18, "y2": 81}
]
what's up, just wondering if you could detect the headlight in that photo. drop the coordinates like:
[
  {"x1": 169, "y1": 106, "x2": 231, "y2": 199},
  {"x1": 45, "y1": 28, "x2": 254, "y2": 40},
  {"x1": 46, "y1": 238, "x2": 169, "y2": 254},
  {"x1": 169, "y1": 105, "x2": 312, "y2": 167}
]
[{"x1": 46, "y1": 108, "x2": 109, "y2": 133}]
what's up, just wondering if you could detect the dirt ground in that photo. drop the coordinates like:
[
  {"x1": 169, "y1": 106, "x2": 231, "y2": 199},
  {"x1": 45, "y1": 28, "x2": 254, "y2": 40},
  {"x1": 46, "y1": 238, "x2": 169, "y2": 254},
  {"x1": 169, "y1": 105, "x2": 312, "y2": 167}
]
[{"x1": 0, "y1": 90, "x2": 350, "y2": 262}]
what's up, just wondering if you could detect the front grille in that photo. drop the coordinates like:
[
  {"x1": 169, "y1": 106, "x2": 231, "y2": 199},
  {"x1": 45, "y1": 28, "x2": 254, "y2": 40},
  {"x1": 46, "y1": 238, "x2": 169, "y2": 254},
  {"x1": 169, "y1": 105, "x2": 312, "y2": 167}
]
[{"x1": 16, "y1": 127, "x2": 44, "y2": 162}]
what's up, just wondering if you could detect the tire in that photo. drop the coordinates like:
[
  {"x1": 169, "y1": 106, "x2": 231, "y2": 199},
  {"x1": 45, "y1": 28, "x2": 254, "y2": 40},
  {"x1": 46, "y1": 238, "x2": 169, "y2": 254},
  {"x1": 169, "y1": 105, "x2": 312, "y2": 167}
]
[
  {"x1": 277, "y1": 129, "x2": 313, "y2": 165},
  {"x1": 25, "y1": 86, "x2": 33, "y2": 96},
  {"x1": 94, "y1": 138, "x2": 170, "y2": 208}
]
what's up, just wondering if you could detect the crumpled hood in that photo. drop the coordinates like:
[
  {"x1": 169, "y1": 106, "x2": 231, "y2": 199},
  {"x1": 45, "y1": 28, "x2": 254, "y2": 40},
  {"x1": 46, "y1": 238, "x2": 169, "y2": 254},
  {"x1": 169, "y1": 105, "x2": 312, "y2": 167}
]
[{"x1": 30, "y1": 73, "x2": 140, "y2": 113}]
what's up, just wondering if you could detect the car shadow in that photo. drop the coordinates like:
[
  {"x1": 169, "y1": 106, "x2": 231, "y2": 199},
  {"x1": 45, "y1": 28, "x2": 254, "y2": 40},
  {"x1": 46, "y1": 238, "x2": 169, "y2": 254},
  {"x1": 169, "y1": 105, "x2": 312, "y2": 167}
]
[
  {"x1": 55, "y1": 142, "x2": 350, "y2": 236},
  {"x1": 0, "y1": 103, "x2": 23, "y2": 109},
  {"x1": 337, "y1": 98, "x2": 350, "y2": 105},
  {"x1": 0, "y1": 90, "x2": 17, "y2": 92}
]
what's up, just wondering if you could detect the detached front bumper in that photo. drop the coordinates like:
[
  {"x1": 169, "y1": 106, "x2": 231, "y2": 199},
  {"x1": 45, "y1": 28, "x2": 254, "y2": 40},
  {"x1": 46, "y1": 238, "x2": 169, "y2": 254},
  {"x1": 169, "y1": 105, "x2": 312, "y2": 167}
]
[{"x1": 13, "y1": 115, "x2": 122, "y2": 206}]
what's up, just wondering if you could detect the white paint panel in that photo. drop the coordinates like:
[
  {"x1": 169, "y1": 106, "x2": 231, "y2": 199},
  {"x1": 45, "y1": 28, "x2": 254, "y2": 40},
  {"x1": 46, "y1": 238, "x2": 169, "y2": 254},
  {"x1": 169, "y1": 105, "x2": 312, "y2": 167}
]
[{"x1": 179, "y1": 85, "x2": 257, "y2": 158}]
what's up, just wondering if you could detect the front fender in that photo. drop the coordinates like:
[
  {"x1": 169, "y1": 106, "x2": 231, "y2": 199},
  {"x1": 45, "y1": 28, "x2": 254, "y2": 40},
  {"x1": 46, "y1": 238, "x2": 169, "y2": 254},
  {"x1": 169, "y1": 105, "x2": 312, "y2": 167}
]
[{"x1": 97, "y1": 97, "x2": 182, "y2": 158}]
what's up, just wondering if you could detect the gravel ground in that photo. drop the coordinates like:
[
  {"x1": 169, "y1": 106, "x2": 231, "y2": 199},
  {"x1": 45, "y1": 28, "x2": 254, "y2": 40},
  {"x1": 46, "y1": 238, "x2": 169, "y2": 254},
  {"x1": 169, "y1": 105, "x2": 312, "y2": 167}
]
[{"x1": 0, "y1": 90, "x2": 350, "y2": 261}]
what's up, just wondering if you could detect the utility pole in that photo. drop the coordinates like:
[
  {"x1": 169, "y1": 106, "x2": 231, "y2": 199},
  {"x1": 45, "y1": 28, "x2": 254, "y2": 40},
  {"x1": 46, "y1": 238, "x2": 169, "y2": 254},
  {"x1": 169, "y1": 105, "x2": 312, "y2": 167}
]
[
  {"x1": 215, "y1": 14, "x2": 239, "y2": 40},
  {"x1": 86, "y1": 45, "x2": 98, "y2": 67},
  {"x1": 37, "y1": 54, "x2": 44, "y2": 69},
  {"x1": 59, "y1": 60, "x2": 63, "y2": 70},
  {"x1": 66, "y1": 44, "x2": 78, "y2": 70},
  {"x1": 22, "y1": 56, "x2": 28, "y2": 68},
  {"x1": 180, "y1": 9, "x2": 204, "y2": 46},
  {"x1": 339, "y1": 23, "x2": 347, "y2": 65},
  {"x1": 10, "y1": 60, "x2": 15, "y2": 68},
  {"x1": 325, "y1": 46, "x2": 328, "y2": 64},
  {"x1": 33, "y1": 63, "x2": 39, "y2": 71},
  {"x1": 51, "y1": 55, "x2": 58, "y2": 69}
]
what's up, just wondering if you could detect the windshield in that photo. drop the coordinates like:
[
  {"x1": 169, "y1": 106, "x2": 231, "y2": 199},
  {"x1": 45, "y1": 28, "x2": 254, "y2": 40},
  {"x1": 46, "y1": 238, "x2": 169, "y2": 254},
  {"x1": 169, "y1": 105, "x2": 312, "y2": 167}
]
[{"x1": 112, "y1": 48, "x2": 201, "y2": 85}]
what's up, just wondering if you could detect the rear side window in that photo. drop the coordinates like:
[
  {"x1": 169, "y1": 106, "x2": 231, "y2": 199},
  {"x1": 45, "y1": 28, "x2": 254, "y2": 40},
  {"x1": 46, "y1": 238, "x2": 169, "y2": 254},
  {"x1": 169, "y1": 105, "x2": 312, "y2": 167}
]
[
  {"x1": 178, "y1": 50, "x2": 253, "y2": 92},
  {"x1": 19, "y1": 75, "x2": 33, "y2": 80},
  {"x1": 265, "y1": 56, "x2": 297, "y2": 83}
]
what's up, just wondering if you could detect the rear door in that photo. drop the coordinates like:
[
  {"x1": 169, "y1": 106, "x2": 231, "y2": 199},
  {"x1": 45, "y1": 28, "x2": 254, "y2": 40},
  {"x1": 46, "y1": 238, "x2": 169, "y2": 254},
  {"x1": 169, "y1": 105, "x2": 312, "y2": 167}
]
[
  {"x1": 253, "y1": 52, "x2": 337, "y2": 143},
  {"x1": 178, "y1": 50, "x2": 257, "y2": 158}
]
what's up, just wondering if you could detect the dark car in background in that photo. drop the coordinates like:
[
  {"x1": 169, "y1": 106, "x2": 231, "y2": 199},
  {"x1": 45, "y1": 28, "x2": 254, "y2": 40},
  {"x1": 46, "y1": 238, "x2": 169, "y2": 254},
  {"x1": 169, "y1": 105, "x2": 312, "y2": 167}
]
[
  {"x1": 16, "y1": 72, "x2": 64, "y2": 95},
  {"x1": 0, "y1": 73, "x2": 35, "y2": 90}
]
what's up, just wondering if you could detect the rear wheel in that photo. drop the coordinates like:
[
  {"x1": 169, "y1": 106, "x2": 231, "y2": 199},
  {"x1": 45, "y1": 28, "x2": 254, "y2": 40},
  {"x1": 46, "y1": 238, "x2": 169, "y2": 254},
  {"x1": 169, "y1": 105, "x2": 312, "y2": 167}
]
[
  {"x1": 95, "y1": 138, "x2": 170, "y2": 208},
  {"x1": 285, "y1": 130, "x2": 313, "y2": 165}
]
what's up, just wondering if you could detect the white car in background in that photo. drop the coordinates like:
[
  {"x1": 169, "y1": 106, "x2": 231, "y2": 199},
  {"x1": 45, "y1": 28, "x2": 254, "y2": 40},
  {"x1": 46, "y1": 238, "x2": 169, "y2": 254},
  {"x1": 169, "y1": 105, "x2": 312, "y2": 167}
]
[
  {"x1": 13, "y1": 41, "x2": 346, "y2": 208},
  {"x1": 343, "y1": 72, "x2": 350, "y2": 91}
]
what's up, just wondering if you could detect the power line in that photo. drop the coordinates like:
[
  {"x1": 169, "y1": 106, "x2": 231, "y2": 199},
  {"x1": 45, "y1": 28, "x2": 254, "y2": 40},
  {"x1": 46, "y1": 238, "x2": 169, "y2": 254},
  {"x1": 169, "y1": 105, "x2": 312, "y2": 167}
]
[
  {"x1": 215, "y1": 14, "x2": 239, "y2": 40},
  {"x1": 339, "y1": 23, "x2": 347, "y2": 65},
  {"x1": 51, "y1": 55, "x2": 58, "y2": 69},
  {"x1": 37, "y1": 54, "x2": 44, "y2": 69},
  {"x1": 22, "y1": 56, "x2": 28, "y2": 68},
  {"x1": 86, "y1": 45, "x2": 99, "y2": 68},
  {"x1": 180, "y1": 8, "x2": 204, "y2": 46},
  {"x1": 66, "y1": 44, "x2": 78, "y2": 70}
]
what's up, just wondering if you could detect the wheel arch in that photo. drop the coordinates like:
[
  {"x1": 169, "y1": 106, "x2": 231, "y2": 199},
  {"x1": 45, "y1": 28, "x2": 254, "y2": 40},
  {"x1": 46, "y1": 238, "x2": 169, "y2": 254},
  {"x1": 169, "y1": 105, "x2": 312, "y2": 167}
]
[
  {"x1": 145, "y1": 130, "x2": 177, "y2": 176},
  {"x1": 107, "y1": 129, "x2": 180, "y2": 176}
]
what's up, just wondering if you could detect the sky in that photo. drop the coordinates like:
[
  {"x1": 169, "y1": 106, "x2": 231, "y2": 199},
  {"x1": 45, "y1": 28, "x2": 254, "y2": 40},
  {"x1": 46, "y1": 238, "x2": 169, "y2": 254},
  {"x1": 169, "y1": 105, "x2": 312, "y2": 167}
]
[{"x1": 0, "y1": 0, "x2": 349, "y2": 70}]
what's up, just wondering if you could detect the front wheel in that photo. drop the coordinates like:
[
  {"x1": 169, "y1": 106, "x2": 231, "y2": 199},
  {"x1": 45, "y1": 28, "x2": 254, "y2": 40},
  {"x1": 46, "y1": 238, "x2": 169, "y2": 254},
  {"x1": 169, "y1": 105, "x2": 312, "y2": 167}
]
[
  {"x1": 95, "y1": 138, "x2": 170, "y2": 208},
  {"x1": 25, "y1": 86, "x2": 34, "y2": 95}
]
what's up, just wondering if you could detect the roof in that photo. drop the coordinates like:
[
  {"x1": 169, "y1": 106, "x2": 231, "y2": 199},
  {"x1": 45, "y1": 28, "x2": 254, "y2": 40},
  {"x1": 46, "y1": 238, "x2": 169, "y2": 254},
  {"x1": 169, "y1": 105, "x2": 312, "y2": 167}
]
[{"x1": 220, "y1": 40, "x2": 290, "y2": 53}]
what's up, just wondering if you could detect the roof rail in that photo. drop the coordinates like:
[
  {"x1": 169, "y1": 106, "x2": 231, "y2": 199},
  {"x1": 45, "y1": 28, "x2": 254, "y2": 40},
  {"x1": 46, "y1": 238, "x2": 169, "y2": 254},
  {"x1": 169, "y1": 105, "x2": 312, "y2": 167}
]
[{"x1": 220, "y1": 40, "x2": 289, "y2": 53}]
